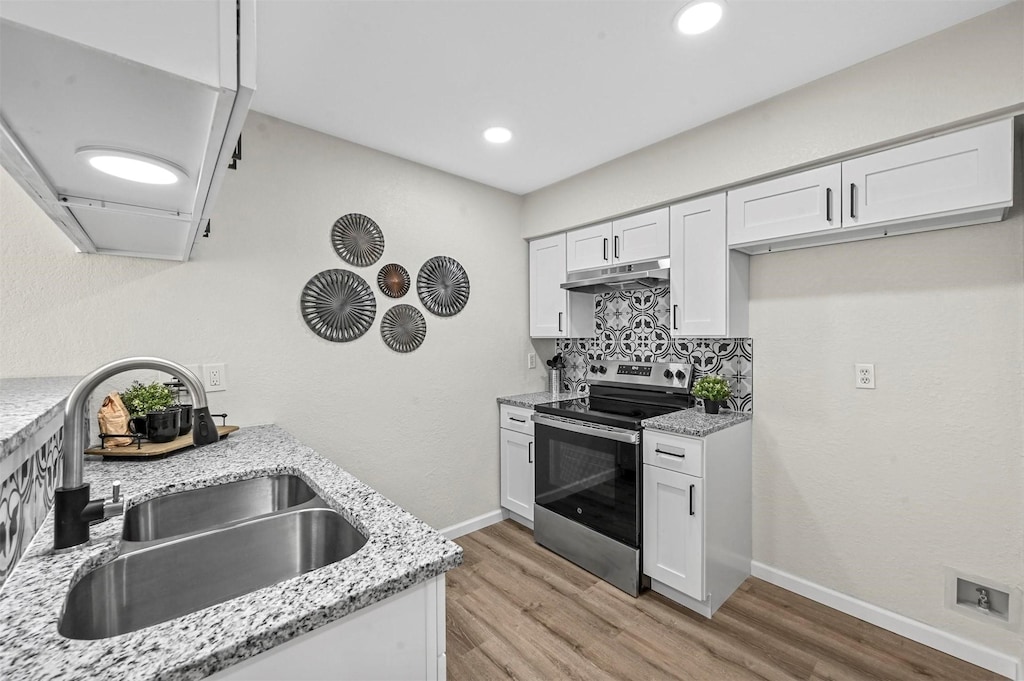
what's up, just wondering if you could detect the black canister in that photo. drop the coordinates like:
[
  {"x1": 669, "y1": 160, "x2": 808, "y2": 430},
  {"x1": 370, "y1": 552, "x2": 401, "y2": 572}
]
[{"x1": 146, "y1": 409, "x2": 180, "y2": 443}]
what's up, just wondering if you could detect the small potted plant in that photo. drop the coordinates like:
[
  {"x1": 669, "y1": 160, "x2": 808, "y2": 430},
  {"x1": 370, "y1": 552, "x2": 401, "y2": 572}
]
[
  {"x1": 692, "y1": 375, "x2": 731, "y2": 414},
  {"x1": 119, "y1": 380, "x2": 175, "y2": 439}
]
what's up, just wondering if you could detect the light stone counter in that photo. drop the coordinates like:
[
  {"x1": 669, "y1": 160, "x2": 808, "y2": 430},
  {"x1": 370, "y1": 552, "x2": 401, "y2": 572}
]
[
  {"x1": 642, "y1": 408, "x2": 753, "y2": 438},
  {"x1": 0, "y1": 376, "x2": 80, "y2": 462},
  {"x1": 0, "y1": 424, "x2": 463, "y2": 680},
  {"x1": 496, "y1": 391, "x2": 573, "y2": 408}
]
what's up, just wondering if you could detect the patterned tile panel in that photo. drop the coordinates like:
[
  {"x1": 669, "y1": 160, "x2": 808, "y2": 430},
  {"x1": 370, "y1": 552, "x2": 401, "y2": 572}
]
[
  {"x1": 556, "y1": 287, "x2": 753, "y2": 412},
  {"x1": 0, "y1": 426, "x2": 62, "y2": 586}
]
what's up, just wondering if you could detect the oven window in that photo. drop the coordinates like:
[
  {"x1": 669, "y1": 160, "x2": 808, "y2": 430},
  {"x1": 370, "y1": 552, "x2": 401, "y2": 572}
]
[{"x1": 534, "y1": 423, "x2": 639, "y2": 547}]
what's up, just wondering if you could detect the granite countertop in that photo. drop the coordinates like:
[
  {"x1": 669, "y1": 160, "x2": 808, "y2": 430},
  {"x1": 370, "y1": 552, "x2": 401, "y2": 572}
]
[
  {"x1": 0, "y1": 424, "x2": 463, "y2": 680},
  {"x1": 0, "y1": 376, "x2": 81, "y2": 461},
  {"x1": 642, "y1": 408, "x2": 752, "y2": 438},
  {"x1": 497, "y1": 391, "x2": 574, "y2": 408}
]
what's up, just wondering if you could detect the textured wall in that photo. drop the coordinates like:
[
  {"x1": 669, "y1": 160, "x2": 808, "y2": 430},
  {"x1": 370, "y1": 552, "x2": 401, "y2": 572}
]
[
  {"x1": 521, "y1": 1, "x2": 1024, "y2": 238},
  {"x1": 748, "y1": 207, "x2": 1023, "y2": 658},
  {"x1": 0, "y1": 112, "x2": 545, "y2": 530}
]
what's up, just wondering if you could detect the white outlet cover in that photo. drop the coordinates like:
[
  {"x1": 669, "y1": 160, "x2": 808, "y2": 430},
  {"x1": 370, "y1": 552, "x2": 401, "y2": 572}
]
[
  {"x1": 855, "y1": 363, "x2": 875, "y2": 389},
  {"x1": 203, "y1": 363, "x2": 227, "y2": 392}
]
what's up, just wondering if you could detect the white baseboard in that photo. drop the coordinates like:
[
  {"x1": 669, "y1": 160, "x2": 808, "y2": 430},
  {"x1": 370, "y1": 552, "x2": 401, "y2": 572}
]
[
  {"x1": 751, "y1": 561, "x2": 1021, "y2": 680},
  {"x1": 438, "y1": 509, "x2": 504, "y2": 540}
]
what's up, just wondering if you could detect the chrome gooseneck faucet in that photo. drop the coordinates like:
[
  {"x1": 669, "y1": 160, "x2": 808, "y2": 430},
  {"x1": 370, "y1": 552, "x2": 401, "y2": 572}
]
[{"x1": 54, "y1": 357, "x2": 221, "y2": 549}]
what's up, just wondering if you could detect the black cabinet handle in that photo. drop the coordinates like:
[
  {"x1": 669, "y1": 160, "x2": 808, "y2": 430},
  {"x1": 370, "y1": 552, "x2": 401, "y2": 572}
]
[
  {"x1": 850, "y1": 183, "x2": 856, "y2": 219},
  {"x1": 654, "y1": 448, "x2": 684, "y2": 458},
  {"x1": 826, "y1": 187, "x2": 833, "y2": 223},
  {"x1": 529, "y1": 442, "x2": 534, "y2": 464},
  {"x1": 614, "y1": 235, "x2": 620, "y2": 259},
  {"x1": 509, "y1": 416, "x2": 526, "y2": 423},
  {"x1": 558, "y1": 312, "x2": 563, "y2": 332},
  {"x1": 672, "y1": 305, "x2": 678, "y2": 330},
  {"x1": 689, "y1": 484, "x2": 695, "y2": 516},
  {"x1": 603, "y1": 238, "x2": 609, "y2": 261}
]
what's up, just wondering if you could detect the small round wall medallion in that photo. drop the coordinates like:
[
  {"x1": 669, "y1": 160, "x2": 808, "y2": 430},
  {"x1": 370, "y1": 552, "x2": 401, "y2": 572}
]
[
  {"x1": 331, "y1": 213, "x2": 385, "y2": 267},
  {"x1": 377, "y1": 263, "x2": 410, "y2": 298}
]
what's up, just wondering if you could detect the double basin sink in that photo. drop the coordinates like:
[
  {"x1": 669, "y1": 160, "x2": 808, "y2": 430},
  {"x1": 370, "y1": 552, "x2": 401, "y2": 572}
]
[{"x1": 59, "y1": 474, "x2": 368, "y2": 640}]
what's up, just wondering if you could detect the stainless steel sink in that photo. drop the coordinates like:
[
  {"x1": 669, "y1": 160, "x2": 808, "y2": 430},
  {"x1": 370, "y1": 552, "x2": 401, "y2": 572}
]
[
  {"x1": 122, "y1": 474, "x2": 325, "y2": 543},
  {"x1": 59, "y1": 508, "x2": 368, "y2": 640}
]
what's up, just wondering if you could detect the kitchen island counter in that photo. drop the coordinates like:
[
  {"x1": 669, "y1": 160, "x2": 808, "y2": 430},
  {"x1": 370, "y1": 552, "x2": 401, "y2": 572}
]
[{"x1": 0, "y1": 424, "x2": 462, "y2": 680}]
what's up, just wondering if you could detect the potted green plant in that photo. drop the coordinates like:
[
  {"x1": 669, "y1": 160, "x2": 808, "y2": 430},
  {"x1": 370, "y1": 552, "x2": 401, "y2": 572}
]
[
  {"x1": 691, "y1": 375, "x2": 732, "y2": 414},
  {"x1": 119, "y1": 380, "x2": 175, "y2": 438}
]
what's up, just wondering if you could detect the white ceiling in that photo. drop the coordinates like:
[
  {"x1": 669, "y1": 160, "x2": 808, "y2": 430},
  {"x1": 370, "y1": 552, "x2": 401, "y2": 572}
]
[{"x1": 253, "y1": 0, "x2": 1013, "y2": 195}]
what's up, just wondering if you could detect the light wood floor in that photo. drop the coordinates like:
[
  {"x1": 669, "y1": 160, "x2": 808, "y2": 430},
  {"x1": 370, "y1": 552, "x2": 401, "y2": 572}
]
[{"x1": 446, "y1": 520, "x2": 1001, "y2": 681}]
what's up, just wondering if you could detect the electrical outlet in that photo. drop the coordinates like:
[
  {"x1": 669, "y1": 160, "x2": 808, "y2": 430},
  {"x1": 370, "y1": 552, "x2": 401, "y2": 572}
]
[
  {"x1": 855, "y1": 363, "x2": 875, "y2": 389},
  {"x1": 203, "y1": 363, "x2": 227, "y2": 392},
  {"x1": 527, "y1": 352, "x2": 537, "y2": 369}
]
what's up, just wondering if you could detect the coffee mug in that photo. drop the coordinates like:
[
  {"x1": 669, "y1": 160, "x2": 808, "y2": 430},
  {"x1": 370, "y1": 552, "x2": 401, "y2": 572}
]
[{"x1": 176, "y1": 404, "x2": 193, "y2": 436}]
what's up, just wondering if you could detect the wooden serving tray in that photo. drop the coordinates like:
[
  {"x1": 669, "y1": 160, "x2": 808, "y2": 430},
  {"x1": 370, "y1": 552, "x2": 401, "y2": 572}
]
[{"x1": 87, "y1": 425, "x2": 239, "y2": 459}]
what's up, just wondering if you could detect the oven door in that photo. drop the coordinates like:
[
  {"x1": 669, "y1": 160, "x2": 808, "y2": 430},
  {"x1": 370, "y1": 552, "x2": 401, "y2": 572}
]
[{"x1": 533, "y1": 414, "x2": 641, "y2": 548}]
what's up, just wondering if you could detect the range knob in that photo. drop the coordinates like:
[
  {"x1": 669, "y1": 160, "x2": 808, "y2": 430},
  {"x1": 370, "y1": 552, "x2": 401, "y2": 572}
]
[
  {"x1": 675, "y1": 370, "x2": 687, "y2": 381},
  {"x1": 663, "y1": 369, "x2": 674, "y2": 379},
  {"x1": 590, "y1": 365, "x2": 598, "y2": 373},
  {"x1": 598, "y1": 365, "x2": 607, "y2": 374}
]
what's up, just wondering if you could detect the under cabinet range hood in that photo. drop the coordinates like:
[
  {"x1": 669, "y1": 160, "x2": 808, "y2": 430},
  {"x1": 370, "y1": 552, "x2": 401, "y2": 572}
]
[
  {"x1": 561, "y1": 259, "x2": 670, "y2": 294},
  {"x1": 0, "y1": 1, "x2": 255, "y2": 261}
]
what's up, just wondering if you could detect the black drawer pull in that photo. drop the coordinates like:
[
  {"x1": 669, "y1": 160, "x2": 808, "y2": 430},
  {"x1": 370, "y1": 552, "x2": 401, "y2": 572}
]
[
  {"x1": 654, "y1": 447, "x2": 684, "y2": 458},
  {"x1": 509, "y1": 416, "x2": 526, "y2": 423}
]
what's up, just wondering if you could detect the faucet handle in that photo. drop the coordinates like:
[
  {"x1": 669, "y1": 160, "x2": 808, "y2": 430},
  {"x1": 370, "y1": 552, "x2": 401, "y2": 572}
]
[{"x1": 111, "y1": 480, "x2": 121, "y2": 504}]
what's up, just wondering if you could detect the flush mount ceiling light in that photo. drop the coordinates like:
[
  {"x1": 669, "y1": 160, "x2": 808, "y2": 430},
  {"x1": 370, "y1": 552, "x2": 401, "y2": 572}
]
[
  {"x1": 483, "y1": 127, "x2": 513, "y2": 144},
  {"x1": 674, "y1": 0, "x2": 724, "y2": 35},
  {"x1": 76, "y1": 146, "x2": 187, "y2": 185}
]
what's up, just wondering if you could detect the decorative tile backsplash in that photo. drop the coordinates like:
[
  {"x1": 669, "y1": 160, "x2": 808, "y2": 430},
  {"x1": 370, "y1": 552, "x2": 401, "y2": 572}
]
[
  {"x1": 556, "y1": 287, "x2": 753, "y2": 412},
  {"x1": 0, "y1": 427, "x2": 62, "y2": 586}
]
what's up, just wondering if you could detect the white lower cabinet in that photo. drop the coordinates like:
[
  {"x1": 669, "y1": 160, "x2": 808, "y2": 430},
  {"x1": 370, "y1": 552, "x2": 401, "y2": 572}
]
[
  {"x1": 642, "y1": 422, "x2": 752, "y2": 617},
  {"x1": 643, "y1": 465, "x2": 704, "y2": 600},
  {"x1": 209, "y1": 576, "x2": 447, "y2": 680},
  {"x1": 499, "y1": 404, "x2": 534, "y2": 525}
]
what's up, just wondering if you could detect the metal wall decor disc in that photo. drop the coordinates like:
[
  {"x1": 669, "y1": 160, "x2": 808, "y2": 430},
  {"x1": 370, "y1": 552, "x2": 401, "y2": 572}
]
[
  {"x1": 377, "y1": 263, "x2": 410, "y2": 298},
  {"x1": 331, "y1": 213, "x2": 385, "y2": 267},
  {"x1": 380, "y1": 304, "x2": 427, "y2": 353},
  {"x1": 300, "y1": 269, "x2": 376, "y2": 342},
  {"x1": 417, "y1": 256, "x2": 470, "y2": 317}
]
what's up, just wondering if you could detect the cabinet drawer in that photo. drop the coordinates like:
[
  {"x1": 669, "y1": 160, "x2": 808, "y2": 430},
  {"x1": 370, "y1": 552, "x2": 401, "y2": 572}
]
[
  {"x1": 643, "y1": 430, "x2": 703, "y2": 477},
  {"x1": 499, "y1": 404, "x2": 534, "y2": 435}
]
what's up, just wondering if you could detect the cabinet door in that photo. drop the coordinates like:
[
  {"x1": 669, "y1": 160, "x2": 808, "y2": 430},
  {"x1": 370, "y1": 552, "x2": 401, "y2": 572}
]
[
  {"x1": 529, "y1": 234, "x2": 568, "y2": 338},
  {"x1": 727, "y1": 164, "x2": 841, "y2": 247},
  {"x1": 566, "y1": 222, "x2": 611, "y2": 272},
  {"x1": 669, "y1": 194, "x2": 727, "y2": 337},
  {"x1": 643, "y1": 465, "x2": 703, "y2": 600},
  {"x1": 842, "y1": 118, "x2": 1013, "y2": 229},
  {"x1": 613, "y1": 208, "x2": 669, "y2": 264},
  {"x1": 500, "y1": 429, "x2": 534, "y2": 522}
]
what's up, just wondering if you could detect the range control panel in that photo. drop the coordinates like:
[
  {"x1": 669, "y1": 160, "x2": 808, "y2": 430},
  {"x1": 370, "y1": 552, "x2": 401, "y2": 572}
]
[{"x1": 589, "y1": 360, "x2": 693, "y2": 391}]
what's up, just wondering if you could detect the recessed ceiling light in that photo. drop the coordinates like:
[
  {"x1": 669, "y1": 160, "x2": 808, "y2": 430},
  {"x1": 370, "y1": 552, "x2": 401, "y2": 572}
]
[
  {"x1": 483, "y1": 127, "x2": 513, "y2": 144},
  {"x1": 76, "y1": 147, "x2": 187, "y2": 185},
  {"x1": 674, "y1": 1, "x2": 723, "y2": 35}
]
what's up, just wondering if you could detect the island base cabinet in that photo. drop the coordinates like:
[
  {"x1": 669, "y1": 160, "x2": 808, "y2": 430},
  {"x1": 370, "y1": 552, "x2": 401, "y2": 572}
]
[{"x1": 209, "y1": 576, "x2": 447, "y2": 680}]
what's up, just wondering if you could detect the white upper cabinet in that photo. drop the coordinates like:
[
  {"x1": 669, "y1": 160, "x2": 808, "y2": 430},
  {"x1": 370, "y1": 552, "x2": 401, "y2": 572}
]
[
  {"x1": 529, "y1": 233, "x2": 595, "y2": 338},
  {"x1": 842, "y1": 118, "x2": 1013, "y2": 229},
  {"x1": 566, "y1": 208, "x2": 669, "y2": 271},
  {"x1": 670, "y1": 194, "x2": 748, "y2": 338},
  {"x1": 566, "y1": 222, "x2": 612, "y2": 271},
  {"x1": 728, "y1": 119, "x2": 1013, "y2": 255},
  {"x1": 613, "y1": 208, "x2": 670, "y2": 264},
  {"x1": 727, "y1": 164, "x2": 841, "y2": 247},
  {"x1": 0, "y1": 0, "x2": 256, "y2": 261}
]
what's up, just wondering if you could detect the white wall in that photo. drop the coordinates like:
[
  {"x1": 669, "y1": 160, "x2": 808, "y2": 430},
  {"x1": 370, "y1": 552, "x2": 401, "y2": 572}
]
[
  {"x1": 0, "y1": 112, "x2": 547, "y2": 529},
  {"x1": 522, "y1": 0, "x2": 1024, "y2": 238},
  {"x1": 517, "y1": 0, "x2": 1024, "y2": 664}
]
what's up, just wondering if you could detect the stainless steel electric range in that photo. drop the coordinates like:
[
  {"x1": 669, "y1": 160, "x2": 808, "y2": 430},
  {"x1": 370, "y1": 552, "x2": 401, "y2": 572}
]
[{"x1": 532, "y1": 360, "x2": 695, "y2": 596}]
